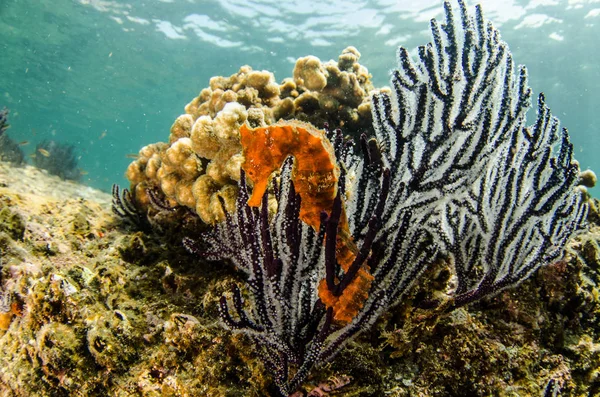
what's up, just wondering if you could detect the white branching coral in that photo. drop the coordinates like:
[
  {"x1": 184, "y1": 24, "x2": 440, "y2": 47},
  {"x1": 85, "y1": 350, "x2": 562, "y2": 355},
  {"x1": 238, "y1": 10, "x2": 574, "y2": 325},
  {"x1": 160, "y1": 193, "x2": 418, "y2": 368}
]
[{"x1": 182, "y1": 1, "x2": 589, "y2": 396}]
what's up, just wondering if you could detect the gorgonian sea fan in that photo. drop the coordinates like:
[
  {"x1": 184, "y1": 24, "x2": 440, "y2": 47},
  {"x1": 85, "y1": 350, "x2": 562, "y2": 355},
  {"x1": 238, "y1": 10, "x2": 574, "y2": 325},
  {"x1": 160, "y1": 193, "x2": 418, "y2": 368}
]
[{"x1": 186, "y1": 0, "x2": 588, "y2": 395}]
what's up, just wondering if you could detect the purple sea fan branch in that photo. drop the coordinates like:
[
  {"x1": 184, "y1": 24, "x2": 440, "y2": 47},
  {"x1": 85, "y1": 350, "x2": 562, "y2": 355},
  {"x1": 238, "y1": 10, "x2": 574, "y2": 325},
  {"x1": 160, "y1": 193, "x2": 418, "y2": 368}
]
[
  {"x1": 190, "y1": 153, "x2": 391, "y2": 395},
  {"x1": 111, "y1": 184, "x2": 152, "y2": 231},
  {"x1": 198, "y1": 159, "x2": 331, "y2": 395},
  {"x1": 365, "y1": 0, "x2": 587, "y2": 311}
]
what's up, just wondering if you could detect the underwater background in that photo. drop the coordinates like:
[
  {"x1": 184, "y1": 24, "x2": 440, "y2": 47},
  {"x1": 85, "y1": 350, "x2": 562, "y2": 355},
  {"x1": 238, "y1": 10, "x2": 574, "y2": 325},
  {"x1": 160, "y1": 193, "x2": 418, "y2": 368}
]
[
  {"x1": 0, "y1": 0, "x2": 599, "y2": 194},
  {"x1": 2, "y1": 1, "x2": 600, "y2": 395}
]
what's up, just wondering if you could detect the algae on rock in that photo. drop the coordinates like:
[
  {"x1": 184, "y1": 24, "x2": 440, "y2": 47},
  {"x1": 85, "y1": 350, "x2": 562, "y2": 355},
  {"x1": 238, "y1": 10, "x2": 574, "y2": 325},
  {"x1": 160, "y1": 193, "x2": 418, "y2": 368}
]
[
  {"x1": 0, "y1": 161, "x2": 268, "y2": 396},
  {"x1": 1, "y1": 159, "x2": 600, "y2": 395}
]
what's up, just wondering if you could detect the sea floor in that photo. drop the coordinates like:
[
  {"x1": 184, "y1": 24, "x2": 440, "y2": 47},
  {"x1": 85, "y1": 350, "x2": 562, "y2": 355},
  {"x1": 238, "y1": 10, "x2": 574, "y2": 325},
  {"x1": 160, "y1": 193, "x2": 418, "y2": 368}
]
[
  {"x1": 0, "y1": 159, "x2": 599, "y2": 396},
  {"x1": 0, "y1": 161, "x2": 111, "y2": 204}
]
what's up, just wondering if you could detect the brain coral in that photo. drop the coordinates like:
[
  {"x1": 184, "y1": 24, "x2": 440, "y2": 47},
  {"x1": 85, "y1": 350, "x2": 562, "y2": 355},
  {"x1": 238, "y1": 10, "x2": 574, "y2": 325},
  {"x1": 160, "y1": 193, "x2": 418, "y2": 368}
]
[{"x1": 126, "y1": 47, "x2": 377, "y2": 224}]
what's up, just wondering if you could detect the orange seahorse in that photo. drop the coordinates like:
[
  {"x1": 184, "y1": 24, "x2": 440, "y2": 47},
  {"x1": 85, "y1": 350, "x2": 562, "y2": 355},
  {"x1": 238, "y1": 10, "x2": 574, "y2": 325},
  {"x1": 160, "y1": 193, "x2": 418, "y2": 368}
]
[{"x1": 240, "y1": 120, "x2": 374, "y2": 324}]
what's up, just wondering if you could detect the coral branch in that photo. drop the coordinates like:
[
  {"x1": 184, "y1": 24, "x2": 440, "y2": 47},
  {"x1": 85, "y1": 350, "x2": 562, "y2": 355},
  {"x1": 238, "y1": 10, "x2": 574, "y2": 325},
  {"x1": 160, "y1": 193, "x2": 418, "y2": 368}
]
[
  {"x1": 192, "y1": 154, "x2": 389, "y2": 395},
  {"x1": 111, "y1": 184, "x2": 151, "y2": 231},
  {"x1": 0, "y1": 107, "x2": 25, "y2": 164}
]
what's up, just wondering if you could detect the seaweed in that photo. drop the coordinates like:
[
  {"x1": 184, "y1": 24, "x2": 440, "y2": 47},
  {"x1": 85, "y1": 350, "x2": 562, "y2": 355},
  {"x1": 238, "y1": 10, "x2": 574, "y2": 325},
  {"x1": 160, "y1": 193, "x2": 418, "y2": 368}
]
[
  {"x1": 0, "y1": 108, "x2": 25, "y2": 165},
  {"x1": 33, "y1": 140, "x2": 81, "y2": 180}
]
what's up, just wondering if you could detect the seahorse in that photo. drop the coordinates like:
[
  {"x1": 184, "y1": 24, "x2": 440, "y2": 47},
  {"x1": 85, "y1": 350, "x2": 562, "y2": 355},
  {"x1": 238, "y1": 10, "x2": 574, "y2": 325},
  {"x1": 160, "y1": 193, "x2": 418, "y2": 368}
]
[{"x1": 240, "y1": 120, "x2": 373, "y2": 324}]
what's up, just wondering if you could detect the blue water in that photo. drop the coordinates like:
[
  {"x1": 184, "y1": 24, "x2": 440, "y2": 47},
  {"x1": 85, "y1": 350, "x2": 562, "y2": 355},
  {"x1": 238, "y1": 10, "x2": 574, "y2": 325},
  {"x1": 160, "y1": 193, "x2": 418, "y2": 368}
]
[{"x1": 1, "y1": 0, "x2": 599, "y2": 195}]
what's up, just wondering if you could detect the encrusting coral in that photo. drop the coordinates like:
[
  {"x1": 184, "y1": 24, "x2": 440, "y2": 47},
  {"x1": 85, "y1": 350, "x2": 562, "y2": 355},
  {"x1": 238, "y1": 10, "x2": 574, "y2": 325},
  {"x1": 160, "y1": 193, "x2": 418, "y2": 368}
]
[
  {"x1": 0, "y1": 162, "x2": 269, "y2": 396},
  {"x1": 125, "y1": 47, "x2": 376, "y2": 225}
]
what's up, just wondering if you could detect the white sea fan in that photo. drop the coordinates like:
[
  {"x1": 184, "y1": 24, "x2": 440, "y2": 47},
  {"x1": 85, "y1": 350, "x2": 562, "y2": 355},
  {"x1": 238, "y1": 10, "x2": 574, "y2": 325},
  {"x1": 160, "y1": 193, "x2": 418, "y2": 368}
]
[{"x1": 187, "y1": 1, "x2": 589, "y2": 395}]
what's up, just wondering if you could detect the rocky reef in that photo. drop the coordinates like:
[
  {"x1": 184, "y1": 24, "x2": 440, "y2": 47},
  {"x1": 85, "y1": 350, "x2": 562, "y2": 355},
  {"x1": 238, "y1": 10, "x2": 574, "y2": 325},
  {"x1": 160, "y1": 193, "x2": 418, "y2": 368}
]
[
  {"x1": 0, "y1": 160, "x2": 268, "y2": 396},
  {"x1": 0, "y1": 160, "x2": 599, "y2": 396},
  {"x1": 2, "y1": 0, "x2": 599, "y2": 395}
]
